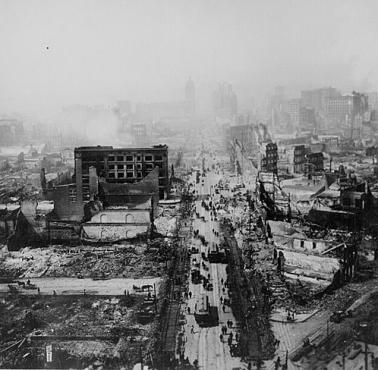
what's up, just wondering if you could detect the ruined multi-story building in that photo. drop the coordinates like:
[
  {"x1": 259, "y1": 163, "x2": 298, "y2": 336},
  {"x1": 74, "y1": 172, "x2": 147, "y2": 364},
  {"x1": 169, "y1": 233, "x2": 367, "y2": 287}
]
[
  {"x1": 74, "y1": 145, "x2": 169, "y2": 201},
  {"x1": 46, "y1": 146, "x2": 166, "y2": 224},
  {"x1": 293, "y1": 145, "x2": 306, "y2": 173},
  {"x1": 326, "y1": 92, "x2": 369, "y2": 138},
  {"x1": 306, "y1": 152, "x2": 324, "y2": 173},
  {"x1": 261, "y1": 142, "x2": 278, "y2": 173}
]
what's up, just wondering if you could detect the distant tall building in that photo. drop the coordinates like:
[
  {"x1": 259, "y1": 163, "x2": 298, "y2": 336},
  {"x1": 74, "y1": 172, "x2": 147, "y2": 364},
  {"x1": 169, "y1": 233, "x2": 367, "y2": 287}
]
[
  {"x1": 283, "y1": 98, "x2": 319, "y2": 132},
  {"x1": 301, "y1": 87, "x2": 341, "y2": 112},
  {"x1": 367, "y1": 92, "x2": 378, "y2": 110},
  {"x1": 326, "y1": 92, "x2": 369, "y2": 138},
  {"x1": 131, "y1": 123, "x2": 149, "y2": 147},
  {"x1": 185, "y1": 77, "x2": 195, "y2": 113},
  {"x1": 285, "y1": 99, "x2": 301, "y2": 127},
  {"x1": 213, "y1": 83, "x2": 238, "y2": 120},
  {"x1": 299, "y1": 106, "x2": 316, "y2": 131}
]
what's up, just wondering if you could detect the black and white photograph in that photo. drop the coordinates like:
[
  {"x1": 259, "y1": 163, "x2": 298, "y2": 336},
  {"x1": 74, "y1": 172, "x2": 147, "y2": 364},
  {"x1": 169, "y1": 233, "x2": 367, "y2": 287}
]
[{"x1": 1, "y1": 0, "x2": 378, "y2": 369}]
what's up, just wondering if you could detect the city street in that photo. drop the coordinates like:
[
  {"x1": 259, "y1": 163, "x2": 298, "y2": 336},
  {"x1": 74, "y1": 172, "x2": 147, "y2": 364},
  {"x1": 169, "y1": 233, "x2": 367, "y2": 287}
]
[{"x1": 181, "y1": 153, "x2": 246, "y2": 370}]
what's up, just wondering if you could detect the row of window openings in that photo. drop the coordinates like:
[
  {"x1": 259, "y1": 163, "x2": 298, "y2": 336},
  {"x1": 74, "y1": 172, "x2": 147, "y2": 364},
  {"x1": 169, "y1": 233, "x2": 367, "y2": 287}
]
[
  {"x1": 108, "y1": 155, "x2": 163, "y2": 162},
  {"x1": 82, "y1": 171, "x2": 165, "y2": 183},
  {"x1": 108, "y1": 164, "x2": 144, "y2": 170},
  {"x1": 83, "y1": 163, "x2": 158, "y2": 172},
  {"x1": 108, "y1": 169, "x2": 165, "y2": 179},
  {"x1": 108, "y1": 172, "x2": 143, "y2": 179}
]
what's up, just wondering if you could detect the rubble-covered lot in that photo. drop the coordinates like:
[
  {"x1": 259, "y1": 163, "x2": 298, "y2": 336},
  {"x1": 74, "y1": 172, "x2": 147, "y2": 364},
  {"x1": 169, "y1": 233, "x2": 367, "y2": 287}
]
[
  {"x1": 0, "y1": 294, "x2": 158, "y2": 369},
  {"x1": 0, "y1": 239, "x2": 172, "y2": 279},
  {"x1": 0, "y1": 236, "x2": 177, "y2": 369}
]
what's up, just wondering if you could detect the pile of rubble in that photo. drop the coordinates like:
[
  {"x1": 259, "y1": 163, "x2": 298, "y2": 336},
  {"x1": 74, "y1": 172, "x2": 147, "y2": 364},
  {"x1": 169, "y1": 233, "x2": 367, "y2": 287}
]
[
  {"x1": 154, "y1": 205, "x2": 179, "y2": 236},
  {"x1": 0, "y1": 242, "x2": 172, "y2": 279},
  {"x1": 0, "y1": 292, "x2": 159, "y2": 369}
]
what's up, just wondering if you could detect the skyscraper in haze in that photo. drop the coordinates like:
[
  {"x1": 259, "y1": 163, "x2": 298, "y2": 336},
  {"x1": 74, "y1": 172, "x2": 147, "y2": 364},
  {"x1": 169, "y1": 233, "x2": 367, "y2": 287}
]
[{"x1": 213, "y1": 83, "x2": 237, "y2": 120}]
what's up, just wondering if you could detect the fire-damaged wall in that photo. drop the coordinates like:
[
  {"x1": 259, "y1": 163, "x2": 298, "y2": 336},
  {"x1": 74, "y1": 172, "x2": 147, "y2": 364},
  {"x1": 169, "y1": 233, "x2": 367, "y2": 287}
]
[
  {"x1": 47, "y1": 183, "x2": 84, "y2": 221},
  {"x1": 278, "y1": 249, "x2": 341, "y2": 282},
  {"x1": 6, "y1": 200, "x2": 54, "y2": 250},
  {"x1": 292, "y1": 238, "x2": 330, "y2": 254},
  {"x1": 81, "y1": 224, "x2": 149, "y2": 241},
  {"x1": 88, "y1": 209, "x2": 150, "y2": 224},
  {"x1": 81, "y1": 208, "x2": 151, "y2": 242},
  {"x1": 99, "y1": 167, "x2": 160, "y2": 218}
]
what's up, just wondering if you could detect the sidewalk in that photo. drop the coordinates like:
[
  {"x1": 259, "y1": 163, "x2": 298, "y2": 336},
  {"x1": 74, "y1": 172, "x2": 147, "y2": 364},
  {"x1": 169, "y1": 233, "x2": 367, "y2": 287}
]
[{"x1": 270, "y1": 308, "x2": 320, "y2": 323}]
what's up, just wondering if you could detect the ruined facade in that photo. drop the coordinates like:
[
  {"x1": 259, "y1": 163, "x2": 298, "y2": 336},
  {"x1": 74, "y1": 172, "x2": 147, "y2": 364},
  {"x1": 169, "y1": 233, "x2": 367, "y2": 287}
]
[
  {"x1": 293, "y1": 145, "x2": 306, "y2": 173},
  {"x1": 260, "y1": 142, "x2": 278, "y2": 173},
  {"x1": 74, "y1": 145, "x2": 169, "y2": 200},
  {"x1": 81, "y1": 207, "x2": 151, "y2": 242}
]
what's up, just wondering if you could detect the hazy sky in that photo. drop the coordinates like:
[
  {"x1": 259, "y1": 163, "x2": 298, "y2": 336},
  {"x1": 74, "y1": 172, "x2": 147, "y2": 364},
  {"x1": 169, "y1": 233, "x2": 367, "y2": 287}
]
[{"x1": 1, "y1": 0, "x2": 378, "y2": 116}]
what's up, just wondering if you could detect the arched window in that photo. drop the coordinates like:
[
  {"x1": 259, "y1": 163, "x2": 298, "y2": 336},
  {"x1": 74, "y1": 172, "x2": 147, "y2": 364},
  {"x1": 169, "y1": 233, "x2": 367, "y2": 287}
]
[{"x1": 125, "y1": 214, "x2": 134, "y2": 223}]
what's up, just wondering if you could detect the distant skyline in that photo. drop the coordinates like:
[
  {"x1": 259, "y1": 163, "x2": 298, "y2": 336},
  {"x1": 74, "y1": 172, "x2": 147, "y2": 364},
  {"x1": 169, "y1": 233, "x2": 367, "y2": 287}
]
[{"x1": 1, "y1": 0, "x2": 378, "y2": 118}]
